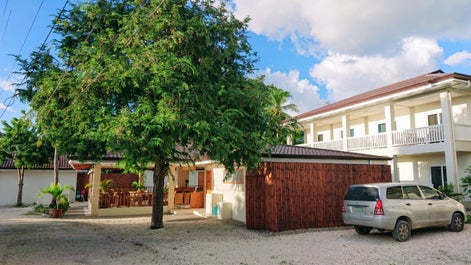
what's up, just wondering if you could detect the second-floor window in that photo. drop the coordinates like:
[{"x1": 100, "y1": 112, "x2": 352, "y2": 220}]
[
  {"x1": 349, "y1": 128, "x2": 355, "y2": 137},
  {"x1": 317, "y1": 134, "x2": 324, "y2": 142},
  {"x1": 378, "y1": 123, "x2": 386, "y2": 133},
  {"x1": 428, "y1": 113, "x2": 442, "y2": 126}
]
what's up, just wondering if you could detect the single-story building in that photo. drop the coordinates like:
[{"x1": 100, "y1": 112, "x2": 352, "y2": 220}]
[{"x1": 1, "y1": 145, "x2": 391, "y2": 232}]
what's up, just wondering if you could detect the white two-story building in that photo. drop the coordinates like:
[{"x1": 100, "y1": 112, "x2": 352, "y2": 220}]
[{"x1": 295, "y1": 70, "x2": 471, "y2": 195}]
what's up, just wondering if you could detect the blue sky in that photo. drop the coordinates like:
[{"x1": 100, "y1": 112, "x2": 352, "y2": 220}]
[{"x1": 1, "y1": 0, "x2": 471, "y2": 129}]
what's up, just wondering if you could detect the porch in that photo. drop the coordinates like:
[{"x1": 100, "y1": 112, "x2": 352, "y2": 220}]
[{"x1": 298, "y1": 124, "x2": 445, "y2": 152}]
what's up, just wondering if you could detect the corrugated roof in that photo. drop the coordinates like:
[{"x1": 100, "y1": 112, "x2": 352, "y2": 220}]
[
  {"x1": 0, "y1": 155, "x2": 73, "y2": 170},
  {"x1": 296, "y1": 70, "x2": 471, "y2": 120},
  {"x1": 264, "y1": 145, "x2": 391, "y2": 161}
]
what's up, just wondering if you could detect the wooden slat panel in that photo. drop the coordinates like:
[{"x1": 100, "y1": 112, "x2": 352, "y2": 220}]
[{"x1": 246, "y1": 162, "x2": 391, "y2": 232}]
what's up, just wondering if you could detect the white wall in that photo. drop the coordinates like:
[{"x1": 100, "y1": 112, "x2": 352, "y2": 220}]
[
  {"x1": 0, "y1": 169, "x2": 77, "y2": 206},
  {"x1": 211, "y1": 166, "x2": 246, "y2": 223}
]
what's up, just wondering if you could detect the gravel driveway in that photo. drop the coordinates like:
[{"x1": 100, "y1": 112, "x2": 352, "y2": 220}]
[{"x1": 0, "y1": 204, "x2": 470, "y2": 265}]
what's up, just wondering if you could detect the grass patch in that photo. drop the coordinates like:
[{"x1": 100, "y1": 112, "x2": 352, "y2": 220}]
[{"x1": 467, "y1": 215, "x2": 471, "y2": 224}]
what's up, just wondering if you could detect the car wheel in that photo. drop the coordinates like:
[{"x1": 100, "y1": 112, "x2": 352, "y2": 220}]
[
  {"x1": 392, "y1": 220, "x2": 411, "y2": 242},
  {"x1": 449, "y1": 213, "x2": 464, "y2": 232},
  {"x1": 354, "y1": 225, "x2": 372, "y2": 235}
]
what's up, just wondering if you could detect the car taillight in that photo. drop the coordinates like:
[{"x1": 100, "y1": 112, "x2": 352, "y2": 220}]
[
  {"x1": 374, "y1": 199, "x2": 384, "y2": 215},
  {"x1": 342, "y1": 205, "x2": 345, "y2": 213}
]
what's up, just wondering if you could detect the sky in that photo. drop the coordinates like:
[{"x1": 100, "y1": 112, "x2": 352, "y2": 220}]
[{"x1": 1, "y1": 0, "x2": 471, "y2": 129}]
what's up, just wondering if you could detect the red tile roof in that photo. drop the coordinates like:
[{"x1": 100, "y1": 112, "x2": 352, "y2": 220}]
[
  {"x1": 296, "y1": 70, "x2": 471, "y2": 120},
  {"x1": 264, "y1": 145, "x2": 391, "y2": 161}
]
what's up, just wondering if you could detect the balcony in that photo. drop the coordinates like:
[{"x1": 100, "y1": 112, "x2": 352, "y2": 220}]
[{"x1": 300, "y1": 125, "x2": 445, "y2": 152}]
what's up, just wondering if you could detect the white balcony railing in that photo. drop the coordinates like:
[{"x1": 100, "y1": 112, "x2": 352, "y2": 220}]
[
  {"x1": 299, "y1": 125, "x2": 445, "y2": 152},
  {"x1": 392, "y1": 125, "x2": 444, "y2": 146},
  {"x1": 348, "y1": 133, "x2": 387, "y2": 151}
]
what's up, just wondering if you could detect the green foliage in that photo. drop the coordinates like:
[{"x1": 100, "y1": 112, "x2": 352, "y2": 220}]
[
  {"x1": 0, "y1": 112, "x2": 53, "y2": 206},
  {"x1": 16, "y1": 0, "x2": 299, "y2": 228},
  {"x1": 33, "y1": 204, "x2": 50, "y2": 214},
  {"x1": 131, "y1": 180, "x2": 145, "y2": 191},
  {"x1": 462, "y1": 165, "x2": 471, "y2": 198},
  {"x1": 38, "y1": 182, "x2": 74, "y2": 211},
  {"x1": 438, "y1": 184, "x2": 463, "y2": 201},
  {"x1": 85, "y1": 179, "x2": 116, "y2": 192}
]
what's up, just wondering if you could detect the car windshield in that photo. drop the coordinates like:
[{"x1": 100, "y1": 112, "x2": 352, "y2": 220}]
[{"x1": 344, "y1": 186, "x2": 379, "y2": 201}]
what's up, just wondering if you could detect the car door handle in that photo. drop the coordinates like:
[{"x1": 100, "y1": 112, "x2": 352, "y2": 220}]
[
  {"x1": 428, "y1": 203, "x2": 433, "y2": 206},
  {"x1": 406, "y1": 203, "x2": 411, "y2": 206}
]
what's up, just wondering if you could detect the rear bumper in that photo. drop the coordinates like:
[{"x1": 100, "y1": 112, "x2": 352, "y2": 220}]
[{"x1": 342, "y1": 214, "x2": 397, "y2": 230}]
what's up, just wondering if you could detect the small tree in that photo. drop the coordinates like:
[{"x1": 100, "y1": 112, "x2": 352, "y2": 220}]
[
  {"x1": 0, "y1": 112, "x2": 52, "y2": 206},
  {"x1": 461, "y1": 166, "x2": 471, "y2": 199}
]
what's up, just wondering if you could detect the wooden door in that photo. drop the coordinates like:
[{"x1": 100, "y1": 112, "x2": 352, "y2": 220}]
[{"x1": 205, "y1": 170, "x2": 212, "y2": 193}]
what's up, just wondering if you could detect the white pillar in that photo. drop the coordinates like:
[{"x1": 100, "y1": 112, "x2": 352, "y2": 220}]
[
  {"x1": 342, "y1": 115, "x2": 350, "y2": 151},
  {"x1": 308, "y1": 123, "x2": 315, "y2": 147},
  {"x1": 363, "y1": 117, "x2": 369, "y2": 135},
  {"x1": 385, "y1": 105, "x2": 396, "y2": 148},
  {"x1": 440, "y1": 91, "x2": 459, "y2": 191},
  {"x1": 409, "y1": 107, "x2": 416, "y2": 129}
]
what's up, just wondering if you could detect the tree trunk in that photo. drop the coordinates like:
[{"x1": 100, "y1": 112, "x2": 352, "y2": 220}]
[
  {"x1": 16, "y1": 166, "x2": 25, "y2": 206},
  {"x1": 53, "y1": 146, "x2": 59, "y2": 184},
  {"x1": 150, "y1": 159, "x2": 169, "y2": 229},
  {"x1": 50, "y1": 146, "x2": 59, "y2": 208}
]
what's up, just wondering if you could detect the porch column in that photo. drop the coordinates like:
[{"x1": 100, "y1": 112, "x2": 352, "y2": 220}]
[
  {"x1": 329, "y1": 124, "x2": 334, "y2": 141},
  {"x1": 409, "y1": 107, "x2": 416, "y2": 129},
  {"x1": 363, "y1": 117, "x2": 369, "y2": 135},
  {"x1": 440, "y1": 91, "x2": 459, "y2": 190},
  {"x1": 385, "y1": 104, "x2": 396, "y2": 148},
  {"x1": 342, "y1": 115, "x2": 350, "y2": 151},
  {"x1": 90, "y1": 163, "x2": 101, "y2": 217},
  {"x1": 308, "y1": 123, "x2": 315, "y2": 147}
]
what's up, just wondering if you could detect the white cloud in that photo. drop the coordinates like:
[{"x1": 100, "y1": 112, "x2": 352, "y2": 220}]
[
  {"x1": 232, "y1": 0, "x2": 471, "y2": 56},
  {"x1": 310, "y1": 37, "x2": 443, "y2": 102},
  {"x1": 0, "y1": 78, "x2": 15, "y2": 92},
  {"x1": 444, "y1": 51, "x2": 471, "y2": 66},
  {"x1": 261, "y1": 68, "x2": 324, "y2": 115}
]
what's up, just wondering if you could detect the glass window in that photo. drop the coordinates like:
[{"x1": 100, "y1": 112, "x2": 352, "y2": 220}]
[
  {"x1": 403, "y1": 185, "x2": 423, "y2": 199},
  {"x1": 349, "y1": 128, "x2": 355, "y2": 137},
  {"x1": 386, "y1": 186, "x2": 404, "y2": 199},
  {"x1": 420, "y1": 186, "x2": 441, "y2": 200},
  {"x1": 378, "y1": 123, "x2": 386, "y2": 133},
  {"x1": 317, "y1": 134, "x2": 323, "y2": 142},
  {"x1": 344, "y1": 186, "x2": 379, "y2": 201}
]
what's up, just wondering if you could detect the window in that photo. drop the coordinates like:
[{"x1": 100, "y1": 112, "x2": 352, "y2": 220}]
[
  {"x1": 420, "y1": 186, "x2": 441, "y2": 200},
  {"x1": 386, "y1": 186, "x2": 404, "y2": 199},
  {"x1": 317, "y1": 134, "x2": 324, "y2": 142},
  {"x1": 224, "y1": 168, "x2": 244, "y2": 184},
  {"x1": 378, "y1": 123, "x2": 386, "y2": 133},
  {"x1": 403, "y1": 185, "x2": 422, "y2": 199},
  {"x1": 431, "y1": 166, "x2": 447, "y2": 189},
  {"x1": 344, "y1": 186, "x2": 379, "y2": 201},
  {"x1": 349, "y1": 128, "x2": 355, "y2": 137},
  {"x1": 428, "y1": 113, "x2": 442, "y2": 125}
]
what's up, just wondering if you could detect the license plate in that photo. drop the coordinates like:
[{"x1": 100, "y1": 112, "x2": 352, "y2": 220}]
[{"x1": 352, "y1": 206, "x2": 364, "y2": 214}]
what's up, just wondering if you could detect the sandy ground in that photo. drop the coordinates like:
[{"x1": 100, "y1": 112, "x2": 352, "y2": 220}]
[{"x1": 1, "y1": 203, "x2": 470, "y2": 265}]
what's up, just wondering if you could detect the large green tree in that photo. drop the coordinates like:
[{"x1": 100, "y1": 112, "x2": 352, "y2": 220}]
[
  {"x1": 16, "y1": 0, "x2": 296, "y2": 229},
  {"x1": 0, "y1": 112, "x2": 52, "y2": 206}
]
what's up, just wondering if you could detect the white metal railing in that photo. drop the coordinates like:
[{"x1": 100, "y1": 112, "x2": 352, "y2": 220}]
[
  {"x1": 296, "y1": 124, "x2": 445, "y2": 151},
  {"x1": 392, "y1": 125, "x2": 444, "y2": 146},
  {"x1": 347, "y1": 133, "x2": 387, "y2": 151},
  {"x1": 311, "y1": 139, "x2": 343, "y2": 150}
]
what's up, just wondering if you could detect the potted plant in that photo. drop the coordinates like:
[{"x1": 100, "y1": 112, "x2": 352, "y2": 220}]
[
  {"x1": 38, "y1": 182, "x2": 74, "y2": 218},
  {"x1": 131, "y1": 180, "x2": 145, "y2": 191}
]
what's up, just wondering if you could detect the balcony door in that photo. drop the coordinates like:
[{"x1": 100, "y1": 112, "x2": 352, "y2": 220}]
[{"x1": 431, "y1": 166, "x2": 447, "y2": 189}]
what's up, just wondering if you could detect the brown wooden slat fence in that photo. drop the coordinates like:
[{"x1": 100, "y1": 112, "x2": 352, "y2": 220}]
[{"x1": 246, "y1": 162, "x2": 391, "y2": 232}]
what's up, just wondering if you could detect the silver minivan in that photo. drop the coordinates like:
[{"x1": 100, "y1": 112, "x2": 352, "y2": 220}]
[{"x1": 342, "y1": 183, "x2": 467, "y2": 242}]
